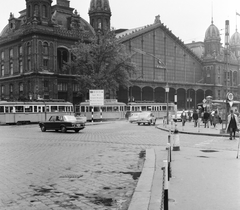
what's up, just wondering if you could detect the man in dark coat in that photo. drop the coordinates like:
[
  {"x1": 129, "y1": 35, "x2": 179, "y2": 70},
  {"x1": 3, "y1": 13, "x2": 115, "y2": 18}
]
[
  {"x1": 226, "y1": 110, "x2": 239, "y2": 140},
  {"x1": 203, "y1": 111, "x2": 210, "y2": 128},
  {"x1": 192, "y1": 109, "x2": 199, "y2": 127}
]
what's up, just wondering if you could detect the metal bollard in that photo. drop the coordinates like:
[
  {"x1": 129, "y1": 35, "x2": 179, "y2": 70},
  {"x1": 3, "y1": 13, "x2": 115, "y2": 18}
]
[
  {"x1": 173, "y1": 128, "x2": 180, "y2": 151},
  {"x1": 163, "y1": 160, "x2": 169, "y2": 210},
  {"x1": 167, "y1": 143, "x2": 172, "y2": 179}
]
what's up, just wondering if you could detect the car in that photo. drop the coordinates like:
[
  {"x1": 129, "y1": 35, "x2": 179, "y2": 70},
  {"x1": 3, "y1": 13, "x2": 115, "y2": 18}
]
[
  {"x1": 136, "y1": 111, "x2": 156, "y2": 125},
  {"x1": 75, "y1": 114, "x2": 87, "y2": 123},
  {"x1": 128, "y1": 112, "x2": 141, "y2": 123},
  {"x1": 172, "y1": 111, "x2": 182, "y2": 122},
  {"x1": 39, "y1": 115, "x2": 85, "y2": 133}
]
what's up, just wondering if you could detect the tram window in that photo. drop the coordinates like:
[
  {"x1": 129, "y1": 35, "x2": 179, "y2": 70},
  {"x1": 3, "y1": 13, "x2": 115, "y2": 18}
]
[
  {"x1": 94, "y1": 107, "x2": 99, "y2": 112},
  {"x1": 15, "y1": 106, "x2": 24, "y2": 112},
  {"x1": 59, "y1": 106, "x2": 65, "y2": 112},
  {"x1": 147, "y1": 106, "x2": 152, "y2": 111},
  {"x1": 25, "y1": 106, "x2": 33, "y2": 112},
  {"x1": 141, "y1": 106, "x2": 147, "y2": 111},
  {"x1": 66, "y1": 106, "x2": 71, "y2": 112},
  {"x1": 0, "y1": 106, "x2": 4, "y2": 113},
  {"x1": 5, "y1": 107, "x2": 10, "y2": 113},
  {"x1": 46, "y1": 106, "x2": 50, "y2": 112},
  {"x1": 38, "y1": 106, "x2": 42, "y2": 112},
  {"x1": 113, "y1": 106, "x2": 119, "y2": 111},
  {"x1": 51, "y1": 106, "x2": 58, "y2": 112},
  {"x1": 102, "y1": 107, "x2": 106, "y2": 112},
  {"x1": 107, "y1": 107, "x2": 112, "y2": 112},
  {"x1": 34, "y1": 106, "x2": 38, "y2": 112},
  {"x1": 80, "y1": 106, "x2": 85, "y2": 112},
  {"x1": 162, "y1": 106, "x2": 166, "y2": 110}
]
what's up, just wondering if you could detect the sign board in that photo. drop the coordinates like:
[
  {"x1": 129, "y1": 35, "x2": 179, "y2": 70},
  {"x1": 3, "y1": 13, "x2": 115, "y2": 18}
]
[
  {"x1": 226, "y1": 92, "x2": 234, "y2": 101},
  {"x1": 89, "y1": 90, "x2": 104, "y2": 106}
]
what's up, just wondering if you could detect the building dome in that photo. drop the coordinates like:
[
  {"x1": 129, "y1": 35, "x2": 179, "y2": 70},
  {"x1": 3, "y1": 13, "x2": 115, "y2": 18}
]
[
  {"x1": 204, "y1": 21, "x2": 221, "y2": 42},
  {"x1": 230, "y1": 30, "x2": 240, "y2": 47},
  {"x1": 0, "y1": 25, "x2": 10, "y2": 37},
  {"x1": 89, "y1": 0, "x2": 111, "y2": 13},
  {"x1": 89, "y1": 0, "x2": 111, "y2": 32}
]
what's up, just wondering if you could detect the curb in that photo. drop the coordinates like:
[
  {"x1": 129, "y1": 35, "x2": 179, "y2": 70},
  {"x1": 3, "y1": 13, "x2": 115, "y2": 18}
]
[
  {"x1": 128, "y1": 149, "x2": 155, "y2": 210},
  {"x1": 156, "y1": 125, "x2": 231, "y2": 137}
]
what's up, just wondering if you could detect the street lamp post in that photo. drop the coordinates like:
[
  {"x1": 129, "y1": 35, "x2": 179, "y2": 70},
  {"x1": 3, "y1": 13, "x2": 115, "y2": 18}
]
[{"x1": 165, "y1": 85, "x2": 169, "y2": 124}]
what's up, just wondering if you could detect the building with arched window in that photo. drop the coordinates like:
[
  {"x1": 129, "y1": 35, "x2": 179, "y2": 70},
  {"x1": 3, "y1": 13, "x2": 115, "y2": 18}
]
[{"x1": 0, "y1": 0, "x2": 96, "y2": 104}]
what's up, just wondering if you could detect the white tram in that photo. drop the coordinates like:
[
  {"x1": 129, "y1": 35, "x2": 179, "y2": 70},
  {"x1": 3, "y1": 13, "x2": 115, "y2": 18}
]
[
  {"x1": 75, "y1": 99, "x2": 126, "y2": 121},
  {"x1": 0, "y1": 100, "x2": 74, "y2": 124}
]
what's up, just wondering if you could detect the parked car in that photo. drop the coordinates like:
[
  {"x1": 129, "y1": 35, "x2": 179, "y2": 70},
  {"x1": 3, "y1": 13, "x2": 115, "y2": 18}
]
[
  {"x1": 129, "y1": 112, "x2": 141, "y2": 123},
  {"x1": 39, "y1": 115, "x2": 85, "y2": 133},
  {"x1": 136, "y1": 111, "x2": 156, "y2": 125},
  {"x1": 172, "y1": 111, "x2": 182, "y2": 122}
]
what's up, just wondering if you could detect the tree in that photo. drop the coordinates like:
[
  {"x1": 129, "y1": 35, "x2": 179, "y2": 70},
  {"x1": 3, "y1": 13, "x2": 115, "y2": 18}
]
[{"x1": 64, "y1": 29, "x2": 137, "y2": 100}]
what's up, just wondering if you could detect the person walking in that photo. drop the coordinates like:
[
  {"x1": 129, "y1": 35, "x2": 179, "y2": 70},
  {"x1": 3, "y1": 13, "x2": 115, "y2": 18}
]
[
  {"x1": 181, "y1": 110, "x2": 187, "y2": 127},
  {"x1": 192, "y1": 109, "x2": 199, "y2": 127},
  {"x1": 226, "y1": 110, "x2": 239, "y2": 140},
  {"x1": 212, "y1": 110, "x2": 220, "y2": 129},
  {"x1": 203, "y1": 111, "x2": 210, "y2": 128}
]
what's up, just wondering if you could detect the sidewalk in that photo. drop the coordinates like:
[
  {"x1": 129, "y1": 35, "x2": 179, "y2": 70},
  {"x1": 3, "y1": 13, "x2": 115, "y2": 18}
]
[
  {"x1": 158, "y1": 121, "x2": 240, "y2": 210},
  {"x1": 160, "y1": 120, "x2": 231, "y2": 137},
  {"x1": 129, "y1": 120, "x2": 240, "y2": 210}
]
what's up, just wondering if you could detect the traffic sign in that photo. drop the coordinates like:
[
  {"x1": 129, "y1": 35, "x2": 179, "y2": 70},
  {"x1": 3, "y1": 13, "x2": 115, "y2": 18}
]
[{"x1": 89, "y1": 90, "x2": 104, "y2": 106}]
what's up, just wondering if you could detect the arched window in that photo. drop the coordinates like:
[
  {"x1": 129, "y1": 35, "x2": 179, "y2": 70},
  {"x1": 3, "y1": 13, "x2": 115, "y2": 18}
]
[
  {"x1": 42, "y1": 5, "x2": 47, "y2": 18},
  {"x1": 27, "y1": 43, "x2": 31, "y2": 55},
  {"x1": 28, "y1": 5, "x2": 31, "y2": 17},
  {"x1": 43, "y1": 42, "x2": 49, "y2": 55},
  {"x1": 57, "y1": 48, "x2": 69, "y2": 72},
  {"x1": 34, "y1": 5, "x2": 39, "y2": 16}
]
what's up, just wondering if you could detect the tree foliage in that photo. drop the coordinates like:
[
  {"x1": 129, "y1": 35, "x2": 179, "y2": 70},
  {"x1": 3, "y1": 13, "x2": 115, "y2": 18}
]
[{"x1": 64, "y1": 30, "x2": 137, "y2": 98}]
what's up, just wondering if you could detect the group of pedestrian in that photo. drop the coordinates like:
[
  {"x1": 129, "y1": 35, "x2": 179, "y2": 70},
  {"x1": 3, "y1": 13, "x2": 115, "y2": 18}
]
[
  {"x1": 180, "y1": 109, "x2": 222, "y2": 129},
  {"x1": 180, "y1": 108, "x2": 239, "y2": 140}
]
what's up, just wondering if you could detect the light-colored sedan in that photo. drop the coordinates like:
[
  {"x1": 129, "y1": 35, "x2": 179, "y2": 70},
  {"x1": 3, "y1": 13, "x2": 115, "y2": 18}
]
[
  {"x1": 129, "y1": 112, "x2": 141, "y2": 123},
  {"x1": 172, "y1": 111, "x2": 182, "y2": 122},
  {"x1": 136, "y1": 111, "x2": 156, "y2": 126}
]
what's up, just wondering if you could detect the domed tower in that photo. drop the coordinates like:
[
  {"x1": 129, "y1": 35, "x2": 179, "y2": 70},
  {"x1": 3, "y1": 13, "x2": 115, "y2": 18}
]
[
  {"x1": 204, "y1": 19, "x2": 221, "y2": 56},
  {"x1": 230, "y1": 29, "x2": 240, "y2": 59},
  {"x1": 25, "y1": 0, "x2": 52, "y2": 25},
  {"x1": 88, "y1": 0, "x2": 111, "y2": 32}
]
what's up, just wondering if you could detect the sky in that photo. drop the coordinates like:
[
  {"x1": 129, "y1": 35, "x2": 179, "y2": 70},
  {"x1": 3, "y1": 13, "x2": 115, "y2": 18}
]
[{"x1": 0, "y1": 0, "x2": 240, "y2": 43}]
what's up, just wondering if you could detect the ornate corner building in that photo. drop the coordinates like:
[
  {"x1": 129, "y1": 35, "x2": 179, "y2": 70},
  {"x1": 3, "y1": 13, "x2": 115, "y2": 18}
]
[
  {"x1": 0, "y1": 0, "x2": 240, "y2": 110},
  {"x1": 0, "y1": 0, "x2": 110, "y2": 104}
]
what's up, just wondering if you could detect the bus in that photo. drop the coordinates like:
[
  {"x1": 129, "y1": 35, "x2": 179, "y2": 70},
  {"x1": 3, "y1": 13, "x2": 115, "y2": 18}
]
[
  {"x1": 0, "y1": 99, "x2": 74, "y2": 125},
  {"x1": 75, "y1": 99, "x2": 126, "y2": 121},
  {"x1": 127, "y1": 102, "x2": 175, "y2": 119}
]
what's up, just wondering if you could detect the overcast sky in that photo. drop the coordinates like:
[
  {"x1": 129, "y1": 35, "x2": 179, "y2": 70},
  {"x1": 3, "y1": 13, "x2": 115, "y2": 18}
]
[{"x1": 0, "y1": 0, "x2": 240, "y2": 43}]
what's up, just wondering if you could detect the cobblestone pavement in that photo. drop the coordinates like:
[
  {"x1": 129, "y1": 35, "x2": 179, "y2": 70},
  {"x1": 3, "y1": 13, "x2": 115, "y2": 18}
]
[{"x1": 0, "y1": 120, "x2": 168, "y2": 210}]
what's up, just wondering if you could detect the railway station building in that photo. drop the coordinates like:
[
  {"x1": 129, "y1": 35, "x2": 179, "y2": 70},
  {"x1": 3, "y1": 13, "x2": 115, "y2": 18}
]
[{"x1": 0, "y1": 0, "x2": 240, "y2": 110}]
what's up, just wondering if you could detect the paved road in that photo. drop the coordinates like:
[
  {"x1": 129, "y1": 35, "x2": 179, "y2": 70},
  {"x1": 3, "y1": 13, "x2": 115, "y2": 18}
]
[
  {"x1": 0, "y1": 120, "x2": 238, "y2": 210},
  {"x1": 0, "y1": 121, "x2": 167, "y2": 210}
]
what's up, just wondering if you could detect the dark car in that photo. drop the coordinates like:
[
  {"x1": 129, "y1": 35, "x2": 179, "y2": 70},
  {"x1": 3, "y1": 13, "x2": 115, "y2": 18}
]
[{"x1": 39, "y1": 115, "x2": 85, "y2": 133}]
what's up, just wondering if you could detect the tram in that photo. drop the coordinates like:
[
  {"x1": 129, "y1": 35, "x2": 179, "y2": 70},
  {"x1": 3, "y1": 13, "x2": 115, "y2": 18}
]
[
  {"x1": 127, "y1": 101, "x2": 175, "y2": 119},
  {"x1": 75, "y1": 99, "x2": 126, "y2": 121},
  {"x1": 0, "y1": 99, "x2": 74, "y2": 125}
]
